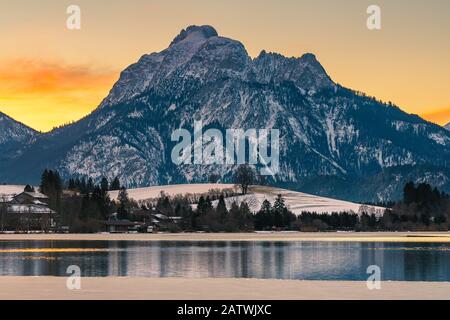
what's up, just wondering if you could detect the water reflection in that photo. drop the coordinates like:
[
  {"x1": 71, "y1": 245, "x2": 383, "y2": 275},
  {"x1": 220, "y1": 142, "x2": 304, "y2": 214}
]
[{"x1": 0, "y1": 241, "x2": 448, "y2": 281}]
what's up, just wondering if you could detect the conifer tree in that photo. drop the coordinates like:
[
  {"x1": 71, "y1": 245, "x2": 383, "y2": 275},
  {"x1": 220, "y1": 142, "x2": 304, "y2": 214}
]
[
  {"x1": 216, "y1": 194, "x2": 228, "y2": 223},
  {"x1": 110, "y1": 177, "x2": 121, "y2": 191},
  {"x1": 100, "y1": 177, "x2": 109, "y2": 192},
  {"x1": 87, "y1": 178, "x2": 95, "y2": 194},
  {"x1": 117, "y1": 187, "x2": 130, "y2": 220}
]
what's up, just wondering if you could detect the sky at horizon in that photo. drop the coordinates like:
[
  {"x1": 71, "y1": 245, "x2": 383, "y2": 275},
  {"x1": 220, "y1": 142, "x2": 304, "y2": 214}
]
[{"x1": 0, "y1": 0, "x2": 449, "y2": 131}]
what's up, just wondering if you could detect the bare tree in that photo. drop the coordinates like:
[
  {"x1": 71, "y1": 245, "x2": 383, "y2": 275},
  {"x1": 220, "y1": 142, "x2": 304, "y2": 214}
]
[{"x1": 233, "y1": 164, "x2": 255, "y2": 195}]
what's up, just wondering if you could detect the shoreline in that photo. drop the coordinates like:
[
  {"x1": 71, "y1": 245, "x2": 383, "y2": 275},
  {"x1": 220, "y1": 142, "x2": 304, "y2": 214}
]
[
  {"x1": 0, "y1": 277, "x2": 449, "y2": 300},
  {"x1": 0, "y1": 232, "x2": 449, "y2": 242}
]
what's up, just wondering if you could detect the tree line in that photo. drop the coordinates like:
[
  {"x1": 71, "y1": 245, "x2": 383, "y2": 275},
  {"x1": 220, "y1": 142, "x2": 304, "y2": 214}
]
[
  {"x1": 40, "y1": 170, "x2": 132, "y2": 232},
  {"x1": 34, "y1": 168, "x2": 450, "y2": 233},
  {"x1": 67, "y1": 176, "x2": 121, "y2": 193},
  {"x1": 126, "y1": 182, "x2": 450, "y2": 233}
]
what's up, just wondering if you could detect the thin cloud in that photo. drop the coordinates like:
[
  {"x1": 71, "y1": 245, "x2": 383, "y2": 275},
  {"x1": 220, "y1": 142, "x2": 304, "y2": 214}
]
[
  {"x1": 0, "y1": 59, "x2": 119, "y2": 132},
  {"x1": 0, "y1": 59, "x2": 118, "y2": 95}
]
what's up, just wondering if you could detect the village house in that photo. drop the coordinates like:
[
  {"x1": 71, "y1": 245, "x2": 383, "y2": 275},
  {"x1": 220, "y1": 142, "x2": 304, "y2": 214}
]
[{"x1": 0, "y1": 191, "x2": 56, "y2": 232}]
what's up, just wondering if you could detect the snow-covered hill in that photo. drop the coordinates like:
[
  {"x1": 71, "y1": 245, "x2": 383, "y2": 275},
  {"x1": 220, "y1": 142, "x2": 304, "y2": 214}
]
[
  {"x1": 0, "y1": 185, "x2": 27, "y2": 196},
  {"x1": 212, "y1": 186, "x2": 385, "y2": 216},
  {"x1": 109, "y1": 183, "x2": 236, "y2": 201},
  {"x1": 445, "y1": 122, "x2": 450, "y2": 131},
  {"x1": 109, "y1": 184, "x2": 384, "y2": 216}
]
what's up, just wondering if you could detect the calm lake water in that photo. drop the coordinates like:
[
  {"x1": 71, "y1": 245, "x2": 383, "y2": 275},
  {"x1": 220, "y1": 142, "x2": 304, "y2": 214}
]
[{"x1": 0, "y1": 241, "x2": 448, "y2": 281}]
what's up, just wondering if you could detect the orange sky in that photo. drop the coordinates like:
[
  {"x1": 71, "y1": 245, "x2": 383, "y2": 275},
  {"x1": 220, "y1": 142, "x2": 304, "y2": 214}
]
[
  {"x1": 0, "y1": 0, "x2": 449, "y2": 131},
  {"x1": 0, "y1": 59, "x2": 117, "y2": 130},
  {"x1": 422, "y1": 108, "x2": 450, "y2": 125}
]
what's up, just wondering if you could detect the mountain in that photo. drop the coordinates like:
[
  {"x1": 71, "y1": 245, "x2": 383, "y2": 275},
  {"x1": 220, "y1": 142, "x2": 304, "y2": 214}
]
[
  {"x1": 0, "y1": 111, "x2": 38, "y2": 170},
  {"x1": 1, "y1": 25, "x2": 449, "y2": 202},
  {"x1": 445, "y1": 122, "x2": 450, "y2": 131}
]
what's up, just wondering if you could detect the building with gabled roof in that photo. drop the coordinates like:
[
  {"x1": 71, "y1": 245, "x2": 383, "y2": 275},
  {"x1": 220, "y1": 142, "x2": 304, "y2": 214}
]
[
  {"x1": 11, "y1": 191, "x2": 48, "y2": 205},
  {"x1": 0, "y1": 190, "x2": 56, "y2": 232}
]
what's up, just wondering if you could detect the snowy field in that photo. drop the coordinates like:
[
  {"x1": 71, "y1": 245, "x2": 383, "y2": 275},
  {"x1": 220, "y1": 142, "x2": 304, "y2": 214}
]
[
  {"x1": 213, "y1": 186, "x2": 385, "y2": 215},
  {"x1": 109, "y1": 184, "x2": 237, "y2": 201},
  {"x1": 0, "y1": 185, "x2": 26, "y2": 196},
  {"x1": 109, "y1": 184, "x2": 384, "y2": 215}
]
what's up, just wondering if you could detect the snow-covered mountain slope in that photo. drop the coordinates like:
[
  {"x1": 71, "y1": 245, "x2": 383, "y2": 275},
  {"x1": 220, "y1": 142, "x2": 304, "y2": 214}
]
[
  {"x1": 0, "y1": 112, "x2": 37, "y2": 146},
  {"x1": 445, "y1": 122, "x2": 450, "y2": 131},
  {"x1": 1, "y1": 25, "x2": 449, "y2": 202}
]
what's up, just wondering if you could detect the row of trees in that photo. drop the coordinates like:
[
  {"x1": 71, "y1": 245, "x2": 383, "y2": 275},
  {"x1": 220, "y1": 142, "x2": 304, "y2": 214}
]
[
  {"x1": 136, "y1": 194, "x2": 254, "y2": 232},
  {"x1": 130, "y1": 181, "x2": 449, "y2": 232},
  {"x1": 297, "y1": 182, "x2": 450, "y2": 232},
  {"x1": 39, "y1": 170, "x2": 133, "y2": 232},
  {"x1": 35, "y1": 167, "x2": 450, "y2": 233},
  {"x1": 387, "y1": 182, "x2": 450, "y2": 230},
  {"x1": 67, "y1": 176, "x2": 122, "y2": 193}
]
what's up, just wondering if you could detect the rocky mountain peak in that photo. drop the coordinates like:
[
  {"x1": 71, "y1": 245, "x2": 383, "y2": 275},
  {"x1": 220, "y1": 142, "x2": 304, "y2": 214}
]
[
  {"x1": 100, "y1": 26, "x2": 336, "y2": 108},
  {"x1": 299, "y1": 52, "x2": 318, "y2": 62}
]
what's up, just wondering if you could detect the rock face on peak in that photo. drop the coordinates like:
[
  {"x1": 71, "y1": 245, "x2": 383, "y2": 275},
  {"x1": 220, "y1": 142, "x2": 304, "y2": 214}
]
[
  {"x1": 1, "y1": 26, "x2": 450, "y2": 202},
  {"x1": 253, "y1": 51, "x2": 333, "y2": 92},
  {"x1": 170, "y1": 25, "x2": 219, "y2": 47}
]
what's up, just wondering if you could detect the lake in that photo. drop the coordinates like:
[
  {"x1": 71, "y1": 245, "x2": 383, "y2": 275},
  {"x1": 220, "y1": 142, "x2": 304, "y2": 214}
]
[{"x1": 0, "y1": 241, "x2": 448, "y2": 281}]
